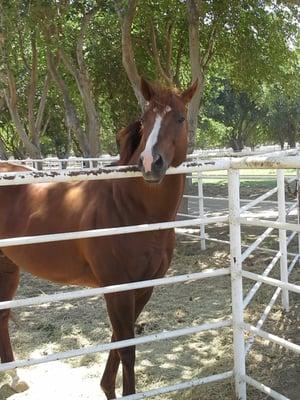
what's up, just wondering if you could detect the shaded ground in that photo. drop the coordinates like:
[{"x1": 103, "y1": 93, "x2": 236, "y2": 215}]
[{"x1": 0, "y1": 181, "x2": 299, "y2": 400}]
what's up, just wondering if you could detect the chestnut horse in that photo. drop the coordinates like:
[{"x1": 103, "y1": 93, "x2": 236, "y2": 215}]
[{"x1": 0, "y1": 78, "x2": 197, "y2": 398}]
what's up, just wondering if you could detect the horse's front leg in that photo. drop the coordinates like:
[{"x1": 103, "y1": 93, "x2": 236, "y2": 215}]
[
  {"x1": 0, "y1": 255, "x2": 28, "y2": 393},
  {"x1": 101, "y1": 288, "x2": 154, "y2": 399},
  {"x1": 100, "y1": 334, "x2": 120, "y2": 399},
  {"x1": 104, "y1": 292, "x2": 136, "y2": 397}
]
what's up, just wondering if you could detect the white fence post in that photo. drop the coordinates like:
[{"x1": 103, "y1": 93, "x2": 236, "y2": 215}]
[
  {"x1": 228, "y1": 169, "x2": 246, "y2": 400},
  {"x1": 277, "y1": 169, "x2": 289, "y2": 311},
  {"x1": 198, "y1": 172, "x2": 206, "y2": 250}
]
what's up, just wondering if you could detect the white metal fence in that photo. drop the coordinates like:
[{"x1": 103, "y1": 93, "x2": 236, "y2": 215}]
[{"x1": 0, "y1": 152, "x2": 299, "y2": 400}]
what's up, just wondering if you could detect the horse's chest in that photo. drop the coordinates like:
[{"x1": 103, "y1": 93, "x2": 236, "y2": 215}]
[{"x1": 94, "y1": 230, "x2": 174, "y2": 283}]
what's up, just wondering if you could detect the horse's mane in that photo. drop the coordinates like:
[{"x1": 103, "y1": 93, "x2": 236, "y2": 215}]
[{"x1": 116, "y1": 120, "x2": 142, "y2": 165}]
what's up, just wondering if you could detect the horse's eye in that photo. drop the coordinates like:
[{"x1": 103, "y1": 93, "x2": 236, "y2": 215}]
[{"x1": 178, "y1": 116, "x2": 185, "y2": 123}]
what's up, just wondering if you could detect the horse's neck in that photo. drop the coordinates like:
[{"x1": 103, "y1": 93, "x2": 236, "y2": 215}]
[{"x1": 114, "y1": 174, "x2": 185, "y2": 222}]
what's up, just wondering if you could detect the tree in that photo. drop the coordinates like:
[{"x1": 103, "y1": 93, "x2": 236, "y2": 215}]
[
  {"x1": 0, "y1": 1, "x2": 49, "y2": 158},
  {"x1": 206, "y1": 80, "x2": 265, "y2": 150},
  {"x1": 40, "y1": 1, "x2": 101, "y2": 156},
  {"x1": 265, "y1": 87, "x2": 300, "y2": 148}
]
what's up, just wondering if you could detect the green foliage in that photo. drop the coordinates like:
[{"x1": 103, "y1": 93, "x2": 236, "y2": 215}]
[
  {"x1": 213, "y1": 1, "x2": 299, "y2": 93},
  {"x1": 264, "y1": 81, "x2": 300, "y2": 147},
  {"x1": 197, "y1": 117, "x2": 232, "y2": 149},
  {"x1": 0, "y1": 0, "x2": 299, "y2": 157}
]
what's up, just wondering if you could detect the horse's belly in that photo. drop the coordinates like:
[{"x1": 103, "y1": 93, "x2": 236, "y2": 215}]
[{"x1": 1, "y1": 241, "x2": 99, "y2": 287}]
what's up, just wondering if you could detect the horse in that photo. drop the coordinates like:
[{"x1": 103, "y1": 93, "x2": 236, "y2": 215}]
[{"x1": 0, "y1": 77, "x2": 197, "y2": 398}]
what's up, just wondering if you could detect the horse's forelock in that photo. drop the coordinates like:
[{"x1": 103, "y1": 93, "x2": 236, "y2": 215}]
[
  {"x1": 146, "y1": 94, "x2": 185, "y2": 118},
  {"x1": 150, "y1": 87, "x2": 180, "y2": 110}
]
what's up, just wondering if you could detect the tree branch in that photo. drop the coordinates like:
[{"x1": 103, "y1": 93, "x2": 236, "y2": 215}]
[
  {"x1": 59, "y1": 48, "x2": 77, "y2": 79},
  {"x1": 6, "y1": 69, "x2": 18, "y2": 109},
  {"x1": 35, "y1": 73, "x2": 50, "y2": 134},
  {"x1": 165, "y1": 20, "x2": 173, "y2": 79},
  {"x1": 27, "y1": 32, "x2": 38, "y2": 142},
  {"x1": 76, "y1": 9, "x2": 95, "y2": 74},
  {"x1": 202, "y1": 23, "x2": 218, "y2": 69},
  {"x1": 46, "y1": 50, "x2": 90, "y2": 156},
  {"x1": 150, "y1": 22, "x2": 173, "y2": 86},
  {"x1": 41, "y1": 113, "x2": 50, "y2": 136},
  {"x1": 17, "y1": 25, "x2": 31, "y2": 72},
  {"x1": 174, "y1": 36, "x2": 184, "y2": 87}
]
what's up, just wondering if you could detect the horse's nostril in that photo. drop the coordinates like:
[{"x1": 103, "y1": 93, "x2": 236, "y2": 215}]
[
  {"x1": 138, "y1": 156, "x2": 143, "y2": 168},
  {"x1": 153, "y1": 154, "x2": 164, "y2": 169}
]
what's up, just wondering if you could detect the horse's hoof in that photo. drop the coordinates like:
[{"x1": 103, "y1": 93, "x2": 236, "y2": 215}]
[
  {"x1": 8, "y1": 371, "x2": 29, "y2": 393},
  {"x1": 11, "y1": 380, "x2": 29, "y2": 393}
]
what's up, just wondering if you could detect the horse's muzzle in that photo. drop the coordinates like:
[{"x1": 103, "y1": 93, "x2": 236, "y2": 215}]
[{"x1": 139, "y1": 153, "x2": 167, "y2": 183}]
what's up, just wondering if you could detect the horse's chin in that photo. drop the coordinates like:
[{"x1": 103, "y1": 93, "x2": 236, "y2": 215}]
[{"x1": 142, "y1": 172, "x2": 165, "y2": 184}]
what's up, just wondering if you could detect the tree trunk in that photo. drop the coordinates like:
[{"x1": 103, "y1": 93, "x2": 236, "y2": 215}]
[
  {"x1": 0, "y1": 137, "x2": 8, "y2": 159},
  {"x1": 230, "y1": 137, "x2": 244, "y2": 152},
  {"x1": 187, "y1": 0, "x2": 203, "y2": 153},
  {"x1": 286, "y1": 123, "x2": 296, "y2": 148},
  {"x1": 187, "y1": 72, "x2": 204, "y2": 153},
  {"x1": 4, "y1": 89, "x2": 41, "y2": 158},
  {"x1": 114, "y1": 0, "x2": 145, "y2": 109},
  {"x1": 178, "y1": 177, "x2": 194, "y2": 216},
  {"x1": 186, "y1": 0, "x2": 218, "y2": 154},
  {"x1": 279, "y1": 138, "x2": 284, "y2": 149},
  {"x1": 288, "y1": 138, "x2": 296, "y2": 148}
]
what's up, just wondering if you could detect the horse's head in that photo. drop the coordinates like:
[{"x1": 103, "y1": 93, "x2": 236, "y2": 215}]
[{"x1": 117, "y1": 78, "x2": 198, "y2": 183}]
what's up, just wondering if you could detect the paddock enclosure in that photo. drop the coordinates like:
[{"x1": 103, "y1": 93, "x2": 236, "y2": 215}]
[{"x1": 0, "y1": 150, "x2": 299, "y2": 400}]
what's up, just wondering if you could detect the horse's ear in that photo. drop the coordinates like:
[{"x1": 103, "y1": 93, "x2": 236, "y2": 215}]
[
  {"x1": 180, "y1": 79, "x2": 198, "y2": 104},
  {"x1": 117, "y1": 120, "x2": 142, "y2": 165},
  {"x1": 140, "y1": 77, "x2": 155, "y2": 101}
]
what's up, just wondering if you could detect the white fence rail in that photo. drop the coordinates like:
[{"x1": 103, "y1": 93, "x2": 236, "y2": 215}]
[{"x1": 0, "y1": 151, "x2": 299, "y2": 400}]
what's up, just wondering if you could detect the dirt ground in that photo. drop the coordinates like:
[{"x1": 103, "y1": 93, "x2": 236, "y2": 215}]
[{"x1": 0, "y1": 182, "x2": 299, "y2": 400}]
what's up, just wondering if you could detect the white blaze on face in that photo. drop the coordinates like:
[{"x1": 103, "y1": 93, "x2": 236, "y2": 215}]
[
  {"x1": 140, "y1": 106, "x2": 171, "y2": 173},
  {"x1": 141, "y1": 114, "x2": 163, "y2": 173}
]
